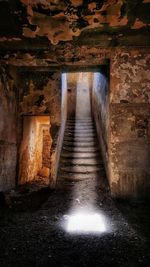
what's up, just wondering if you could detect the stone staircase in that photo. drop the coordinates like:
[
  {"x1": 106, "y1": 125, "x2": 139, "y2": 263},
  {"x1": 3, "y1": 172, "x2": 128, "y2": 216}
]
[{"x1": 57, "y1": 117, "x2": 105, "y2": 184}]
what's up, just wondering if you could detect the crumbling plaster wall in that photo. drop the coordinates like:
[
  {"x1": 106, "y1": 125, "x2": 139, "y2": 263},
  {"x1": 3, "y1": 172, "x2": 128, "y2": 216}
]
[
  {"x1": 109, "y1": 48, "x2": 150, "y2": 198},
  {"x1": 0, "y1": 66, "x2": 17, "y2": 191},
  {"x1": 19, "y1": 70, "x2": 61, "y2": 124},
  {"x1": 19, "y1": 0, "x2": 150, "y2": 45}
]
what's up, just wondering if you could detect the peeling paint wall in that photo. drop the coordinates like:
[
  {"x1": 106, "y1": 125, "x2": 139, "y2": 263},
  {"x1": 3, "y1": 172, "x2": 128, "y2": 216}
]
[
  {"x1": 110, "y1": 49, "x2": 150, "y2": 198},
  {"x1": 18, "y1": 0, "x2": 150, "y2": 44},
  {"x1": 92, "y1": 70, "x2": 109, "y2": 174},
  {"x1": 0, "y1": 67, "x2": 17, "y2": 191},
  {"x1": 110, "y1": 49, "x2": 150, "y2": 103},
  {"x1": 18, "y1": 70, "x2": 61, "y2": 124}
]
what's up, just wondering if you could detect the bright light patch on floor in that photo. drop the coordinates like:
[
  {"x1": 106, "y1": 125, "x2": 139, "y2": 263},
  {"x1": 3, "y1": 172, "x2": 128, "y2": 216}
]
[{"x1": 66, "y1": 212, "x2": 106, "y2": 233}]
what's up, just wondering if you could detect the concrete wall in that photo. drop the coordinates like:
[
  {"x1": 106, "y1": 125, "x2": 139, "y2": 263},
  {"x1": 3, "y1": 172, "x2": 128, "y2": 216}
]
[
  {"x1": 92, "y1": 70, "x2": 109, "y2": 173},
  {"x1": 0, "y1": 67, "x2": 17, "y2": 191},
  {"x1": 50, "y1": 73, "x2": 68, "y2": 187},
  {"x1": 109, "y1": 48, "x2": 150, "y2": 198}
]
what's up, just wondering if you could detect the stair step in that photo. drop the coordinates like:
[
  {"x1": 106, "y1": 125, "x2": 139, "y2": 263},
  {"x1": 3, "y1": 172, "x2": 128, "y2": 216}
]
[
  {"x1": 65, "y1": 132, "x2": 95, "y2": 136},
  {"x1": 61, "y1": 151, "x2": 101, "y2": 159},
  {"x1": 60, "y1": 158, "x2": 103, "y2": 166},
  {"x1": 64, "y1": 137, "x2": 97, "y2": 142},
  {"x1": 66, "y1": 125, "x2": 94, "y2": 129},
  {"x1": 66, "y1": 128, "x2": 95, "y2": 132},
  {"x1": 62, "y1": 146, "x2": 99, "y2": 152},
  {"x1": 65, "y1": 128, "x2": 95, "y2": 132},
  {"x1": 60, "y1": 165, "x2": 101, "y2": 173},
  {"x1": 63, "y1": 141, "x2": 97, "y2": 147},
  {"x1": 66, "y1": 122, "x2": 94, "y2": 126},
  {"x1": 67, "y1": 118, "x2": 93, "y2": 122},
  {"x1": 64, "y1": 132, "x2": 96, "y2": 137},
  {"x1": 66, "y1": 122, "x2": 93, "y2": 126},
  {"x1": 58, "y1": 172, "x2": 99, "y2": 181}
]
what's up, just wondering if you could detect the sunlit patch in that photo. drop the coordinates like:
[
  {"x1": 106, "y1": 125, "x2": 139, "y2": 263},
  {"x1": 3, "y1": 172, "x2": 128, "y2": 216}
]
[{"x1": 65, "y1": 212, "x2": 107, "y2": 234}]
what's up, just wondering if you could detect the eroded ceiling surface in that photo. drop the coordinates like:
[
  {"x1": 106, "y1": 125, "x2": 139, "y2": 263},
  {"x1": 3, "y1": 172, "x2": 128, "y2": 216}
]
[{"x1": 0, "y1": 0, "x2": 149, "y2": 46}]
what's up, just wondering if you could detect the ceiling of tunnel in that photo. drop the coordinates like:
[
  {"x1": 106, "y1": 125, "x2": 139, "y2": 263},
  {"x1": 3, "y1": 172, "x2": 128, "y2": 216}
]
[{"x1": 0, "y1": 0, "x2": 149, "y2": 47}]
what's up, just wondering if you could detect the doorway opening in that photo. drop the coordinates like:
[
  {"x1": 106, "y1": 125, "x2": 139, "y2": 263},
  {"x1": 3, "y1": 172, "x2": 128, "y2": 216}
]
[
  {"x1": 58, "y1": 65, "x2": 109, "y2": 185},
  {"x1": 19, "y1": 116, "x2": 51, "y2": 185}
]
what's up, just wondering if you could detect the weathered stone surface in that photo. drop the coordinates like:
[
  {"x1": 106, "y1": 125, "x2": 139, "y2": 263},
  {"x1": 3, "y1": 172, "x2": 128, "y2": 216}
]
[
  {"x1": 109, "y1": 104, "x2": 150, "y2": 197},
  {"x1": 110, "y1": 49, "x2": 150, "y2": 103},
  {"x1": 18, "y1": 70, "x2": 61, "y2": 124},
  {"x1": 0, "y1": 66, "x2": 17, "y2": 191},
  {"x1": 109, "y1": 49, "x2": 150, "y2": 198}
]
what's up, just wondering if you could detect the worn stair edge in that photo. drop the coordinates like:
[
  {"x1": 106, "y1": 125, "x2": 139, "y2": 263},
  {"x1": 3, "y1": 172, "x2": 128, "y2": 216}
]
[
  {"x1": 60, "y1": 165, "x2": 101, "y2": 173},
  {"x1": 67, "y1": 118, "x2": 93, "y2": 123},
  {"x1": 63, "y1": 141, "x2": 98, "y2": 147},
  {"x1": 63, "y1": 137, "x2": 97, "y2": 142},
  {"x1": 66, "y1": 122, "x2": 94, "y2": 126},
  {"x1": 66, "y1": 125, "x2": 95, "y2": 129},
  {"x1": 65, "y1": 128, "x2": 95, "y2": 132},
  {"x1": 58, "y1": 172, "x2": 100, "y2": 181},
  {"x1": 60, "y1": 158, "x2": 103, "y2": 166},
  {"x1": 61, "y1": 152, "x2": 102, "y2": 159},
  {"x1": 64, "y1": 133, "x2": 96, "y2": 137},
  {"x1": 62, "y1": 146, "x2": 99, "y2": 152}
]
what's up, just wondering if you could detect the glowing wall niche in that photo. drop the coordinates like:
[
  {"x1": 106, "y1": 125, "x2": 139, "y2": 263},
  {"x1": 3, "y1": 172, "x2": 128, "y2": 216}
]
[{"x1": 19, "y1": 116, "x2": 51, "y2": 184}]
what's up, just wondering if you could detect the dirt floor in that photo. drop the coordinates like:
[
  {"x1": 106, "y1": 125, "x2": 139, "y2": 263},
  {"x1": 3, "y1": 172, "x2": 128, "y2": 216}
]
[{"x1": 0, "y1": 177, "x2": 150, "y2": 267}]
